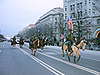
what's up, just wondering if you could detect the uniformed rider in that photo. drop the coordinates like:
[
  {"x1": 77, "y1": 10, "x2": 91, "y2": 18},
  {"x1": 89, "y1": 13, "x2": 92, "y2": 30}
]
[
  {"x1": 29, "y1": 33, "x2": 38, "y2": 49},
  {"x1": 38, "y1": 34, "x2": 43, "y2": 46},
  {"x1": 67, "y1": 30, "x2": 74, "y2": 52}
]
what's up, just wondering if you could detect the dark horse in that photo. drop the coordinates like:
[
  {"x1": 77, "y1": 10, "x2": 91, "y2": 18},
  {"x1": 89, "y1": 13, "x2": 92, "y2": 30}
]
[
  {"x1": 62, "y1": 40, "x2": 87, "y2": 63},
  {"x1": 39, "y1": 37, "x2": 47, "y2": 52},
  {"x1": 30, "y1": 39, "x2": 39, "y2": 56},
  {"x1": 19, "y1": 37, "x2": 24, "y2": 48},
  {"x1": 11, "y1": 36, "x2": 17, "y2": 48}
]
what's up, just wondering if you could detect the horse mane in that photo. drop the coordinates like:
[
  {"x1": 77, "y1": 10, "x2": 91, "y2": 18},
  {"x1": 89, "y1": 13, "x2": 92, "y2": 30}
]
[{"x1": 75, "y1": 40, "x2": 82, "y2": 45}]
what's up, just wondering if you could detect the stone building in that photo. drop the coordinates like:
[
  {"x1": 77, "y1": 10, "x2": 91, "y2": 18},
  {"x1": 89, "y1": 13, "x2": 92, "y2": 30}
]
[
  {"x1": 35, "y1": 7, "x2": 64, "y2": 41},
  {"x1": 63, "y1": 0, "x2": 100, "y2": 40}
]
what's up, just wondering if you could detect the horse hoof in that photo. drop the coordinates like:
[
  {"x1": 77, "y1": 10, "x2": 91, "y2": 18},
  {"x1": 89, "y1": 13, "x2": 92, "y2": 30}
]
[{"x1": 76, "y1": 60, "x2": 79, "y2": 62}]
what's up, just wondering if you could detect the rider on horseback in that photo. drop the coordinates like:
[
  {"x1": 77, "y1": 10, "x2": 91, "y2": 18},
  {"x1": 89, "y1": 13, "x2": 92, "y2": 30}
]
[
  {"x1": 38, "y1": 33, "x2": 43, "y2": 46},
  {"x1": 67, "y1": 30, "x2": 74, "y2": 52},
  {"x1": 19, "y1": 37, "x2": 24, "y2": 48},
  {"x1": 29, "y1": 33, "x2": 38, "y2": 49}
]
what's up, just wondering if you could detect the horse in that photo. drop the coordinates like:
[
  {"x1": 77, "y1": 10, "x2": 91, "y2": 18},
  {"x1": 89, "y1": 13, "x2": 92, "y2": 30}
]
[
  {"x1": 19, "y1": 37, "x2": 24, "y2": 48},
  {"x1": 19, "y1": 40, "x2": 24, "y2": 48},
  {"x1": 11, "y1": 36, "x2": 17, "y2": 48},
  {"x1": 62, "y1": 40, "x2": 87, "y2": 63},
  {"x1": 39, "y1": 37, "x2": 47, "y2": 52},
  {"x1": 30, "y1": 39, "x2": 39, "y2": 56}
]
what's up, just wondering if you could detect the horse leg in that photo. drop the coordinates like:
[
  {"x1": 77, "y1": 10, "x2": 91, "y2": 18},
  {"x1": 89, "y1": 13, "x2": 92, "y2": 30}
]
[
  {"x1": 34, "y1": 47, "x2": 37, "y2": 56},
  {"x1": 69, "y1": 50, "x2": 73, "y2": 56},
  {"x1": 63, "y1": 50, "x2": 65, "y2": 60},
  {"x1": 41, "y1": 46, "x2": 43, "y2": 52},
  {"x1": 76, "y1": 51, "x2": 81, "y2": 62},
  {"x1": 68, "y1": 52, "x2": 70, "y2": 61},
  {"x1": 74, "y1": 52, "x2": 76, "y2": 63},
  {"x1": 31, "y1": 48, "x2": 33, "y2": 55},
  {"x1": 34, "y1": 50, "x2": 36, "y2": 56}
]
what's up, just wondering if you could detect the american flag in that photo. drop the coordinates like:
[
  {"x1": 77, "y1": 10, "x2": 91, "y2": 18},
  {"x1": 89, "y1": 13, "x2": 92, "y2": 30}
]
[{"x1": 68, "y1": 14, "x2": 73, "y2": 30}]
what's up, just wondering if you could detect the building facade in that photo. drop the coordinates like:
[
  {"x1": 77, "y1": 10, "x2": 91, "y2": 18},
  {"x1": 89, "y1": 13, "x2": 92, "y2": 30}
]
[
  {"x1": 35, "y1": 7, "x2": 64, "y2": 41},
  {"x1": 63, "y1": 0, "x2": 100, "y2": 40}
]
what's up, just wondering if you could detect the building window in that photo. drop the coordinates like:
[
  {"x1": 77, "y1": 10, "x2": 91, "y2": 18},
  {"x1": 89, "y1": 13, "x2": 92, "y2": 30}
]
[
  {"x1": 85, "y1": 3, "x2": 87, "y2": 7},
  {"x1": 65, "y1": 8, "x2": 67, "y2": 11},
  {"x1": 80, "y1": 11, "x2": 82, "y2": 17},
  {"x1": 80, "y1": 3, "x2": 82, "y2": 9},
  {"x1": 77, "y1": 12, "x2": 80, "y2": 18},
  {"x1": 80, "y1": 21, "x2": 82, "y2": 25},
  {"x1": 70, "y1": 5, "x2": 72, "y2": 11},
  {"x1": 72, "y1": 13, "x2": 75, "y2": 18},
  {"x1": 77, "y1": 3, "x2": 79, "y2": 9},
  {"x1": 97, "y1": 19, "x2": 100, "y2": 24},
  {"x1": 55, "y1": 18, "x2": 57, "y2": 20},
  {"x1": 65, "y1": 16, "x2": 67, "y2": 19},
  {"x1": 89, "y1": 2, "x2": 91, "y2": 6},
  {"x1": 85, "y1": 9, "x2": 87, "y2": 16},
  {"x1": 73, "y1": 4, "x2": 75, "y2": 11},
  {"x1": 89, "y1": 11, "x2": 91, "y2": 15}
]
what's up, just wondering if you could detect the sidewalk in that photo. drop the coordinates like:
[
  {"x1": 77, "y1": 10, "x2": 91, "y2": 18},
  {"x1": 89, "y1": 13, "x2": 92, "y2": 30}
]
[{"x1": 24, "y1": 42, "x2": 100, "y2": 51}]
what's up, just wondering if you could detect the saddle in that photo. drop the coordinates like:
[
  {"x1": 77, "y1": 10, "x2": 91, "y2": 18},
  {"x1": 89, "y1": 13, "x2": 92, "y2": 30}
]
[{"x1": 64, "y1": 41, "x2": 74, "y2": 46}]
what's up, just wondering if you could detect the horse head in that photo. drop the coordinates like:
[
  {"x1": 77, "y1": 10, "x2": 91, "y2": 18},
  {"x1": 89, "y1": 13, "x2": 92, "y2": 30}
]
[{"x1": 81, "y1": 40, "x2": 87, "y2": 51}]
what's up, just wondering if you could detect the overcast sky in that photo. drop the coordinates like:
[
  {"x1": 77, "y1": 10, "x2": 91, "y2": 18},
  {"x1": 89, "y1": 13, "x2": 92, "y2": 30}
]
[{"x1": 0, "y1": 0, "x2": 63, "y2": 37}]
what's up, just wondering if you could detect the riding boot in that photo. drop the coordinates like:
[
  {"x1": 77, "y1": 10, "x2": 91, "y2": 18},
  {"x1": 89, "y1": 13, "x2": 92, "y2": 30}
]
[{"x1": 68, "y1": 41, "x2": 71, "y2": 52}]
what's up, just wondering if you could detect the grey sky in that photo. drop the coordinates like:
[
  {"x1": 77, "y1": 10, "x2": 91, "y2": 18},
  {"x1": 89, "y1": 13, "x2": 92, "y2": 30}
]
[{"x1": 0, "y1": 0, "x2": 63, "y2": 37}]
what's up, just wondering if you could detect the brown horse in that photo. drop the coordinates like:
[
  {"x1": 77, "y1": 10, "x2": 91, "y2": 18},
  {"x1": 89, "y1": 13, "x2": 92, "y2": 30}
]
[
  {"x1": 62, "y1": 40, "x2": 87, "y2": 63},
  {"x1": 11, "y1": 36, "x2": 17, "y2": 48},
  {"x1": 39, "y1": 37, "x2": 47, "y2": 52},
  {"x1": 30, "y1": 39, "x2": 39, "y2": 56}
]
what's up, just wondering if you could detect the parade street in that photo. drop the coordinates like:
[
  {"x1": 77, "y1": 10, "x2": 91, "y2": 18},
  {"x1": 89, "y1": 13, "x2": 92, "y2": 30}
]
[{"x1": 0, "y1": 42, "x2": 100, "y2": 75}]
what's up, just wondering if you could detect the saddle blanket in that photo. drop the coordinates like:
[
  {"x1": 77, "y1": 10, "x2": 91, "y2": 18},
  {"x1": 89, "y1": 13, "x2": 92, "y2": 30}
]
[
  {"x1": 64, "y1": 41, "x2": 73, "y2": 46},
  {"x1": 64, "y1": 41, "x2": 69, "y2": 45}
]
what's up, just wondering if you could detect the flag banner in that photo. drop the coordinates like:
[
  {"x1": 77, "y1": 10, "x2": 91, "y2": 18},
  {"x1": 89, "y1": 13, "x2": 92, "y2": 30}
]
[
  {"x1": 61, "y1": 35, "x2": 64, "y2": 39},
  {"x1": 86, "y1": 27, "x2": 89, "y2": 32},
  {"x1": 38, "y1": 28, "x2": 40, "y2": 33},
  {"x1": 68, "y1": 14, "x2": 73, "y2": 30}
]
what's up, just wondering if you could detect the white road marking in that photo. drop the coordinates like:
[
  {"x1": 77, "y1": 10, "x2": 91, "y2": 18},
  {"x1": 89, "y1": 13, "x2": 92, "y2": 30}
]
[
  {"x1": 24, "y1": 46, "x2": 100, "y2": 75},
  {"x1": 3, "y1": 45, "x2": 5, "y2": 47},
  {"x1": 17, "y1": 46, "x2": 65, "y2": 75},
  {"x1": 82, "y1": 56, "x2": 100, "y2": 62},
  {"x1": 0, "y1": 50, "x2": 2, "y2": 52}
]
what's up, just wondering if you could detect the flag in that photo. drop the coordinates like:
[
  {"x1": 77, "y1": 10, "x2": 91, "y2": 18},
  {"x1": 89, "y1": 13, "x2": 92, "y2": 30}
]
[
  {"x1": 38, "y1": 28, "x2": 40, "y2": 33},
  {"x1": 61, "y1": 35, "x2": 64, "y2": 39},
  {"x1": 86, "y1": 27, "x2": 89, "y2": 32},
  {"x1": 68, "y1": 14, "x2": 73, "y2": 30}
]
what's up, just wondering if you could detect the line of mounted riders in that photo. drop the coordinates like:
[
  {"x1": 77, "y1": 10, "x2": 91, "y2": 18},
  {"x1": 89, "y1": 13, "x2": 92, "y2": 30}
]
[{"x1": 11, "y1": 31, "x2": 87, "y2": 63}]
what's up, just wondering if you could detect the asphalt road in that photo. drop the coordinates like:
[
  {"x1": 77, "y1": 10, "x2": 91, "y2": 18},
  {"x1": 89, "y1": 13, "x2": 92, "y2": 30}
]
[{"x1": 0, "y1": 42, "x2": 100, "y2": 75}]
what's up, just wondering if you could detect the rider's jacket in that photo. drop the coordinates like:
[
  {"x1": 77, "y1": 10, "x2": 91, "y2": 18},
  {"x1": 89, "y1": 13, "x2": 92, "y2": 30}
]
[
  {"x1": 29, "y1": 36, "x2": 38, "y2": 45},
  {"x1": 38, "y1": 36, "x2": 43, "y2": 41},
  {"x1": 67, "y1": 33, "x2": 74, "y2": 41},
  {"x1": 20, "y1": 37, "x2": 23, "y2": 42}
]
